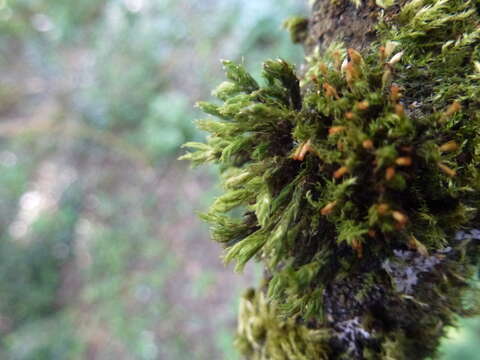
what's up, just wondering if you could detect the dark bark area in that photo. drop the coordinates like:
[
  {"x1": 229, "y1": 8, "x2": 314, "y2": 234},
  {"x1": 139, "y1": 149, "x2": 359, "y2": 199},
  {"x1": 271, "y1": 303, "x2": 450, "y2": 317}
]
[{"x1": 305, "y1": 0, "x2": 407, "y2": 53}]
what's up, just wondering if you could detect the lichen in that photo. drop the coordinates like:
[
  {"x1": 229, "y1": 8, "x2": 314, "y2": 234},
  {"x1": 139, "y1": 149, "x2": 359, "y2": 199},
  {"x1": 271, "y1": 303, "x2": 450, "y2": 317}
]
[
  {"x1": 331, "y1": 317, "x2": 371, "y2": 359},
  {"x1": 382, "y1": 249, "x2": 443, "y2": 294},
  {"x1": 456, "y1": 229, "x2": 480, "y2": 241},
  {"x1": 182, "y1": 0, "x2": 480, "y2": 358}
]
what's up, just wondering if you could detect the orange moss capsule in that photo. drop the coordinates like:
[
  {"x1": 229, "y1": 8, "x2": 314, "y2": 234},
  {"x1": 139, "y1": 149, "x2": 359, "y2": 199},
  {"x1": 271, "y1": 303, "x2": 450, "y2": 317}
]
[
  {"x1": 334, "y1": 166, "x2": 349, "y2": 179},
  {"x1": 395, "y1": 157, "x2": 412, "y2": 166},
  {"x1": 377, "y1": 203, "x2": 390, "y2": 215},
  {"x1": 385, "y1": 166, "x2": 396, "y2": 181},
  {"x1": 362, "y1": 139, "x2": 374, "y2": 150},
  {"x1": 439, "y1": 141, "x2": 459, "y2": 152},
  {"x1": 390, "y1": 85, "x2": 402, "y2": 102},
  {"x1": 329, "y1": 126, "x2": 346, "y2": 136},
  {"x1": 351, "y1": 238, "x2": 363, "y2": 258},
  {"x1": 348, "y1": 48, "x2": 363, "y2": 65},
  {"x1": 296, "y1": 146, "x2": 308, "y2": 161},
  {"x1": 323, "y1": 83, "x2": 339, "y2": 99},
  {"x1": 408, "y1": 235, "x2": 428, "y2": 256},
  {"x1": 292, "y1": 140, "x2": 313, "y2": 161},
  {"x1": 345, "y1": 112, "x2": 355, "y2": 120},
  {"x1": 444, "y1": 101, "x2": 461, "y2": 117},
  {"x1": 356, "y1": 100, "x2": 369, "y2": 110},
  {"x1": 319, "y1": 62, "x2": 329, "y2": 75},
  {"x1": 379, "y1": 46, "x2": 386, "y2": 62},
  {"x1": 298, "y1": 139, "x2": 312, "y2": 161},
  {"x1": 345, "y1": 62, "x2": 360, "y2": 85},
  {"x1": 292, "y1": 144, "x2": 302, "y2": 160},
  {"x1": 392, "y1": 211, "x2": 408, "y2": 226},
  {"x1": 438, "y1": 162, "x2": 457, "y2": 177},
  {"x1": 321, "y1": 201, "x2": 337, "y2": 216},
  {"x1": 395, "y1": 104, "x2": 405, "y2": 117}
]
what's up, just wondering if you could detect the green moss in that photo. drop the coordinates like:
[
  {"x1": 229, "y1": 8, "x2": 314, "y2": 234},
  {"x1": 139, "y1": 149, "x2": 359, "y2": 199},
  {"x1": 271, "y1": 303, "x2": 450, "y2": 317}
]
[
  {"x1": 235, "y1": 289, "x2": 331, "y2": 360},
  {"x1": 283, "y1": 17, "x2": 309, "y2": 44},
  {"x1": 182, "y1": 0, "x2": 480, "y2": 358}
]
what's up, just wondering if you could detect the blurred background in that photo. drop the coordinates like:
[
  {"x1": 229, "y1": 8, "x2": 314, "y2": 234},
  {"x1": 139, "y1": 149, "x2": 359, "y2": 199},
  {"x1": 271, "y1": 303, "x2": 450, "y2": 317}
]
[{"x1": 0, "y1": 0, "x2": 478, "y2": 359}]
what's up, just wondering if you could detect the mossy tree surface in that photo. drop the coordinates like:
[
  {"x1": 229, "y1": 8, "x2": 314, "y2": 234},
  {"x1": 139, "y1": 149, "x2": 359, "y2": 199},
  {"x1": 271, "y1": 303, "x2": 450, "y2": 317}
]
[{"x1": 182, "y1": 0, "x2": 480, "y2": 359}]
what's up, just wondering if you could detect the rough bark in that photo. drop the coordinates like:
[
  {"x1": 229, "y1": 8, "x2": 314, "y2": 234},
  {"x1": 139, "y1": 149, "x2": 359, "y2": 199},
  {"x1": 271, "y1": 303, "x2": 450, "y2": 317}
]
[{"x1": 305, "y1": 0, "x2": 412, "y2": 52}]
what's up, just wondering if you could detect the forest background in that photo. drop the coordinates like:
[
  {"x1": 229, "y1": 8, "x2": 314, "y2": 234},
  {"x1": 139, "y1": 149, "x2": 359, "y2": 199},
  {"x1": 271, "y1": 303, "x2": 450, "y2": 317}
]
[{"x1": 0, "y1": 0, "x2": 478, "y2": 359}]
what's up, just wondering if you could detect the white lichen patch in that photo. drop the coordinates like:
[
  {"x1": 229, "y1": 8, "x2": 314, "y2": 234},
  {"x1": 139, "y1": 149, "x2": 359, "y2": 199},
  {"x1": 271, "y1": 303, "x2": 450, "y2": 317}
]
[
  {"x1": 382, "y1": 250, "x2": 442, "y2": 294},
  {"x1": 455, "y1": 229, "x2": 480, "y2": 241},
  {"x1": 333, "y1": 317, "x2": 372, "y2": 358}
]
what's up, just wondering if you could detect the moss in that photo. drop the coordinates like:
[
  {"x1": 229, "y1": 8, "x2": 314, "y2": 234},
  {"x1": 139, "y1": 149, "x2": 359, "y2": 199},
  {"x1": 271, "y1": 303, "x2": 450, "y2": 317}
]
[
  {"x1": 182, "y1": 0, "x2": 480, "y2": 358},
  {"x1": 235, "y1": 289, "x2": 331, "y2": 360},
  {"x1": 283, "y1": 17, "x2": 309, "y2": 44}
]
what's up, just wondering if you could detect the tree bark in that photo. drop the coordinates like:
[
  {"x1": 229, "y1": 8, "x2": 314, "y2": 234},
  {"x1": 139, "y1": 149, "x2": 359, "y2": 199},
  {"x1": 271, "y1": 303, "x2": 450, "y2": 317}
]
[{"x1": 307, "y1": 0, "x2": 380, "y2": 53}]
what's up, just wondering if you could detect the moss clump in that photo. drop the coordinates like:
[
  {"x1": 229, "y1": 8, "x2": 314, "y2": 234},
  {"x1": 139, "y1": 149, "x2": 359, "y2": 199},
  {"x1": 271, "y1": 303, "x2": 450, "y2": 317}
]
[
  {"x1": 182, "y1": 0, "x2": 480, "y2": 358},
  {"x1": 235, "y1": 289, "x2": 330, "y2": 360},
  {"x1": 283, "y1": 17, "x2": 309, "y2": 44}
]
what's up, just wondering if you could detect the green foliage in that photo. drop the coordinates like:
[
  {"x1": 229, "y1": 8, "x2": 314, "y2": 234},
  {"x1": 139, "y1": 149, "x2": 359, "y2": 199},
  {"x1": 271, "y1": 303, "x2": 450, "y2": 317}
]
[
  {"x1": 137, "y1": 92, "x2": 197, "y2": 157},
  {"x1": 76, "y1": 0, "x2": 306, "y2": 160},
  {"x1": 0, "y1": 184, "x2": 83, "y2": 358},
  {"x1": 235, "y1": 289, "x2": 330, "y2": 360},
  {"x1": 1, "y1": 314, "x2": 83, "y2": 360},
  {"x1": 0, "y1": 0, "x2": 107, "y2": 42},
  {"x1": 183, "y1": 0, "x2": 480, "y2": 358}
]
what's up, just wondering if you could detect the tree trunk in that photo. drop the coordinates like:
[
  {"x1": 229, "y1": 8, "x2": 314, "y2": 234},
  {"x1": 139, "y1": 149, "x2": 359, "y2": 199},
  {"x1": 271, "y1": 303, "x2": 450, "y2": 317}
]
[
  {"x1": 183, "y1": 1, "x2": 480, "y2": 359},
  {"x1": 305, "y1": 0, "x2": 406, "y2": 52}
]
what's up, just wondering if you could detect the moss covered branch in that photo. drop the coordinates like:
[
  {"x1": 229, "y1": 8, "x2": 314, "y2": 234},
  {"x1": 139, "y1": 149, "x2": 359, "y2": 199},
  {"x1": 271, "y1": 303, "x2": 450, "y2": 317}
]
[{"x1": 182, "y1": 0, "x2": 480, "y2": 358}]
